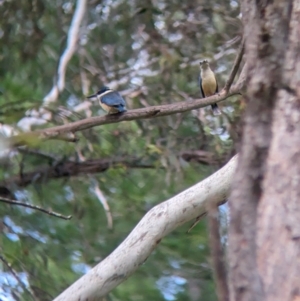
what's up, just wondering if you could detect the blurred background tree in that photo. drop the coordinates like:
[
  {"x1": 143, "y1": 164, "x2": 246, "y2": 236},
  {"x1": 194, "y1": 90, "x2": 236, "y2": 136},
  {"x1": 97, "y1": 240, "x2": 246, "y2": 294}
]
[{"x1": 0, "y1": 0, "x2": 242, "y2": 300}]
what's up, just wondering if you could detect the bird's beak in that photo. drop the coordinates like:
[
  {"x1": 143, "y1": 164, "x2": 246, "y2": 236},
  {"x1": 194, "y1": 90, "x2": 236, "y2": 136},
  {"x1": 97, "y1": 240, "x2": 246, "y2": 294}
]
[{"x1": 87, "y1": 93, "x2": 97, "y2": 99}]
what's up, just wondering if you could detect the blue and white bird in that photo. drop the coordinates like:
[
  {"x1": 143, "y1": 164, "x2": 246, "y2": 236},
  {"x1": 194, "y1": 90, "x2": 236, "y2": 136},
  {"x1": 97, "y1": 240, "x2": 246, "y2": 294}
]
[
  {"x1": 87, "y1": 86, "x2": 127, "y2": 114},
  {"x1": 199, "y1": 60, "x2": 221, "y2": 115}
]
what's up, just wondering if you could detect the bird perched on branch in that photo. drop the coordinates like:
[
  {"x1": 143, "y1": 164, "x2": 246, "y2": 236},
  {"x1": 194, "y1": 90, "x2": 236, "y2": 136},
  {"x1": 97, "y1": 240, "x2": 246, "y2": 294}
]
[
  {"x1": 199, "y1": 60, "x2": 221, "y2": 115},
  {"x1": 87, "y1": 86, "x2": 127, "y2": 114}
]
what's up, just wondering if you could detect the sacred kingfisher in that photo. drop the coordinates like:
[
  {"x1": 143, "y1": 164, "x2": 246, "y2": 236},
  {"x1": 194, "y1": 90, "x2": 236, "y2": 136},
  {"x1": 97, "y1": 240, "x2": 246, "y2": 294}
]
[
  {"x1": 87, "y1": 86, "x2": 127, "y2": 114},
  {"x1": 199, "y1": 60, "x2": 221, "y2": 115}
]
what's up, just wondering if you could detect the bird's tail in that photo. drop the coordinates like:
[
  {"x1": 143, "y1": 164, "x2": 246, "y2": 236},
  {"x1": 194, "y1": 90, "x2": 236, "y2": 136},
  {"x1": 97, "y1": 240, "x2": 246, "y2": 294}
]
[
  {"x1": 211, "y1": 103, "x2": 221, "y2": 116},
  {"x1": 118, "y1": 105, "x2": 127, "y2": 113}
]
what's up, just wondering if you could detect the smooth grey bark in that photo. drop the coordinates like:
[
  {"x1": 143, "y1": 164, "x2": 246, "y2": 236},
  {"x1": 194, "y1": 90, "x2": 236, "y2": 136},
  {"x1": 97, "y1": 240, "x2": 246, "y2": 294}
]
[{"x1": 54, "y1": 156, "x2": 237, "y2": 301}]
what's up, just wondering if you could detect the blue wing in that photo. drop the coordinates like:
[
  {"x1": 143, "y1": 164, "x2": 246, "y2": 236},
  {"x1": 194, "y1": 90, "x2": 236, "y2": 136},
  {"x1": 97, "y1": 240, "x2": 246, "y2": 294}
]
[{"x1": 101, "y1": 91, "x2": 126, "y2": 106}]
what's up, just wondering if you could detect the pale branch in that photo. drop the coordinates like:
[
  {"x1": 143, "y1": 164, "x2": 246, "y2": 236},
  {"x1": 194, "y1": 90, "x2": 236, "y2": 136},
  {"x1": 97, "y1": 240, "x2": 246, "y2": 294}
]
[
  {"x1": 0, "y1": 197, "x2": 72, "y2": 220},
  {"x1": 17, "y1": 0, "x2": 87, "y2": 131},
  {"x1": 93, "y1": 181, "x2": 113, "y2": 230},
  {"x1": 224, "y1": 40, "x2": 245, "y2": 93},
  {"x1": 53, "y1": 155, "x2": 238, "y2": 301},
  {"x1": 13, "y1": 85, "x2": 241, "y2": 144},
  {"x1": 44, "y1": 0, "x2": 88, "y2": 104}
]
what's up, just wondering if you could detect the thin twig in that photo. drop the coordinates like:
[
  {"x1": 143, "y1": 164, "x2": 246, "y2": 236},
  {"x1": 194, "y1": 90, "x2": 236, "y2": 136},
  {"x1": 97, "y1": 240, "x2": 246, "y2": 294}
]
[
  {"x1": 187, "y1": 199, "x2": 227, "y2": 232},
  {"x1": 187, "y1": 212, "x2": 207, "y2": 233},
  {"x1": 207, "y1": 205, "x2": 229, "y2": 301},
  {"x1": 0, "y1": 254, "x2": 37, "y2": 300},
  {"x1": 224, "y1": 40, "x2": 245, "y2": 93},
  {"x1": 0, "y1": 197, "x2": 72, "y2": 220}
]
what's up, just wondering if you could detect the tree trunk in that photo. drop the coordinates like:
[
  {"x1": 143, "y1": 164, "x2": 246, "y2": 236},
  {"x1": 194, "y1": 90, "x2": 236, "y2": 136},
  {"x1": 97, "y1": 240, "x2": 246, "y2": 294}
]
[{"x1": 228, "y1": 0, "x2": 300, "y2": 301}]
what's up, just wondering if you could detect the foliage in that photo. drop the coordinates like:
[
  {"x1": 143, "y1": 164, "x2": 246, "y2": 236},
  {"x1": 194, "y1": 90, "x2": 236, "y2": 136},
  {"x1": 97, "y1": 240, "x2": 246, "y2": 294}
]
[{"x1": 0, "y1": 0, "x2": 241, "y2": 300}]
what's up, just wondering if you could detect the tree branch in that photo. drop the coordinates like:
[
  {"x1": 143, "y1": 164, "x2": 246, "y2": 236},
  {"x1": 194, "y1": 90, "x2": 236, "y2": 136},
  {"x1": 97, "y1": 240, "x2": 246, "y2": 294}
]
[
  {"x1": 181, "y1": 150, "x2": 223, "y2": 165},
  {"x1": 53, "y1": 155, "x2": 238, "y2": 301},
  {"x1": 18, "y1": 0, "x2": 88, "y2": 131},
  {"x1": 12, "y1": 86, "x2": 241, "y2": 145},
  {"x1": 0, "y1": 151, "x2": 227, "y2": 193},
  {"x1": 92, "y1": 180, "x2": 113, "y2": 230},
  {"x1": 0, "y1": 157, "x2": 155, "y2": 191},
  {"x1": 224, "y1": 40, "x2": 245, "y2": 93},
  {"x1": 0, "y1": 197, "x2": 72, "y2": 220},
  {"x1": 48, "y1": 0, "x2": 87, "y2": 101}
]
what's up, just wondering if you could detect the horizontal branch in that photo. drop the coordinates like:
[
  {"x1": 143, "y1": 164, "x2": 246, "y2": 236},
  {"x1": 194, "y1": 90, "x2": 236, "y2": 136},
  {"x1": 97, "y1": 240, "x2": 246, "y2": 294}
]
[
  {"x1": 54, "y1": 155, "x2": 238, "y2": 301},
  {"x1": 0, "y1": 158, "x2": 153, "y2": 191},
  {"x1": 12, "y1": 86, "x2": 241, "y2": 144},
  {"x1": 181, "y1": 150, "x2": 224, "y2": 165},
  {"x1": 0, "y1": 150, "x2": 225, "y2": 194}
]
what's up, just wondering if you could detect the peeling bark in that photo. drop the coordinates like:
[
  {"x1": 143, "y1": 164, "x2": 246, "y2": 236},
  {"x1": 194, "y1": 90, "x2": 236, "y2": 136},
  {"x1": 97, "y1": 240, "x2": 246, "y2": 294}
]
[{"x1": 256, "y1": 1, "x2": 300, "y2": 300}]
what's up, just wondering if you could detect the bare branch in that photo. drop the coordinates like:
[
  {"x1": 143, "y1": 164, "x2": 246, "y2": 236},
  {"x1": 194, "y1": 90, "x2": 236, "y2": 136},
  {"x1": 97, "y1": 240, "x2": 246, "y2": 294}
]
[
  {"x1": 13, "y1": 86, "x2": 241, "y2": 145},
  {"x1": 208, "y1": 205, "x2": 229, "y2": 301},
  {"x1": 44, "y1": 0, "x2": 87, "y2": 104},
  {"x1": 93, "y1": 181, "x2": 113, "y2": 230},
  {"x1": 18, "y1": 0, "x2": 87, "y2": 131},
  {"x1": 235, "y1": 62, "x2": 248, "y2": 94},
  {"x1": 0, "y1": 197, "x2": 72, "y2": 220},
  {"x1": 53, "y1": 155, "x2": 238, "y2": 301},
  {"x1": 0, "y1": 157, "x2": 154, "y2": 191},
  {"x1": 0, "y1": 151, "x2": 228, "y2": 196},
  {"x1": 181, "y1": 150, "x2": 222, "y2": 165},
  {"x1": 224, "y1": 40, "x2": 245, "y2": 93}
]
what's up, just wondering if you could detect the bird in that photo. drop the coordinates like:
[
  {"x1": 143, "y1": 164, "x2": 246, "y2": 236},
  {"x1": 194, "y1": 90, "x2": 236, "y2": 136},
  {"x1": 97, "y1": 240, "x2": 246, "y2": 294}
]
[
  {"x1": 199, "y1": 60, "x2": 221, "y2": 115},
  {"x1": 87, "y1": 86, "x2": 127, "y2": 114}
]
